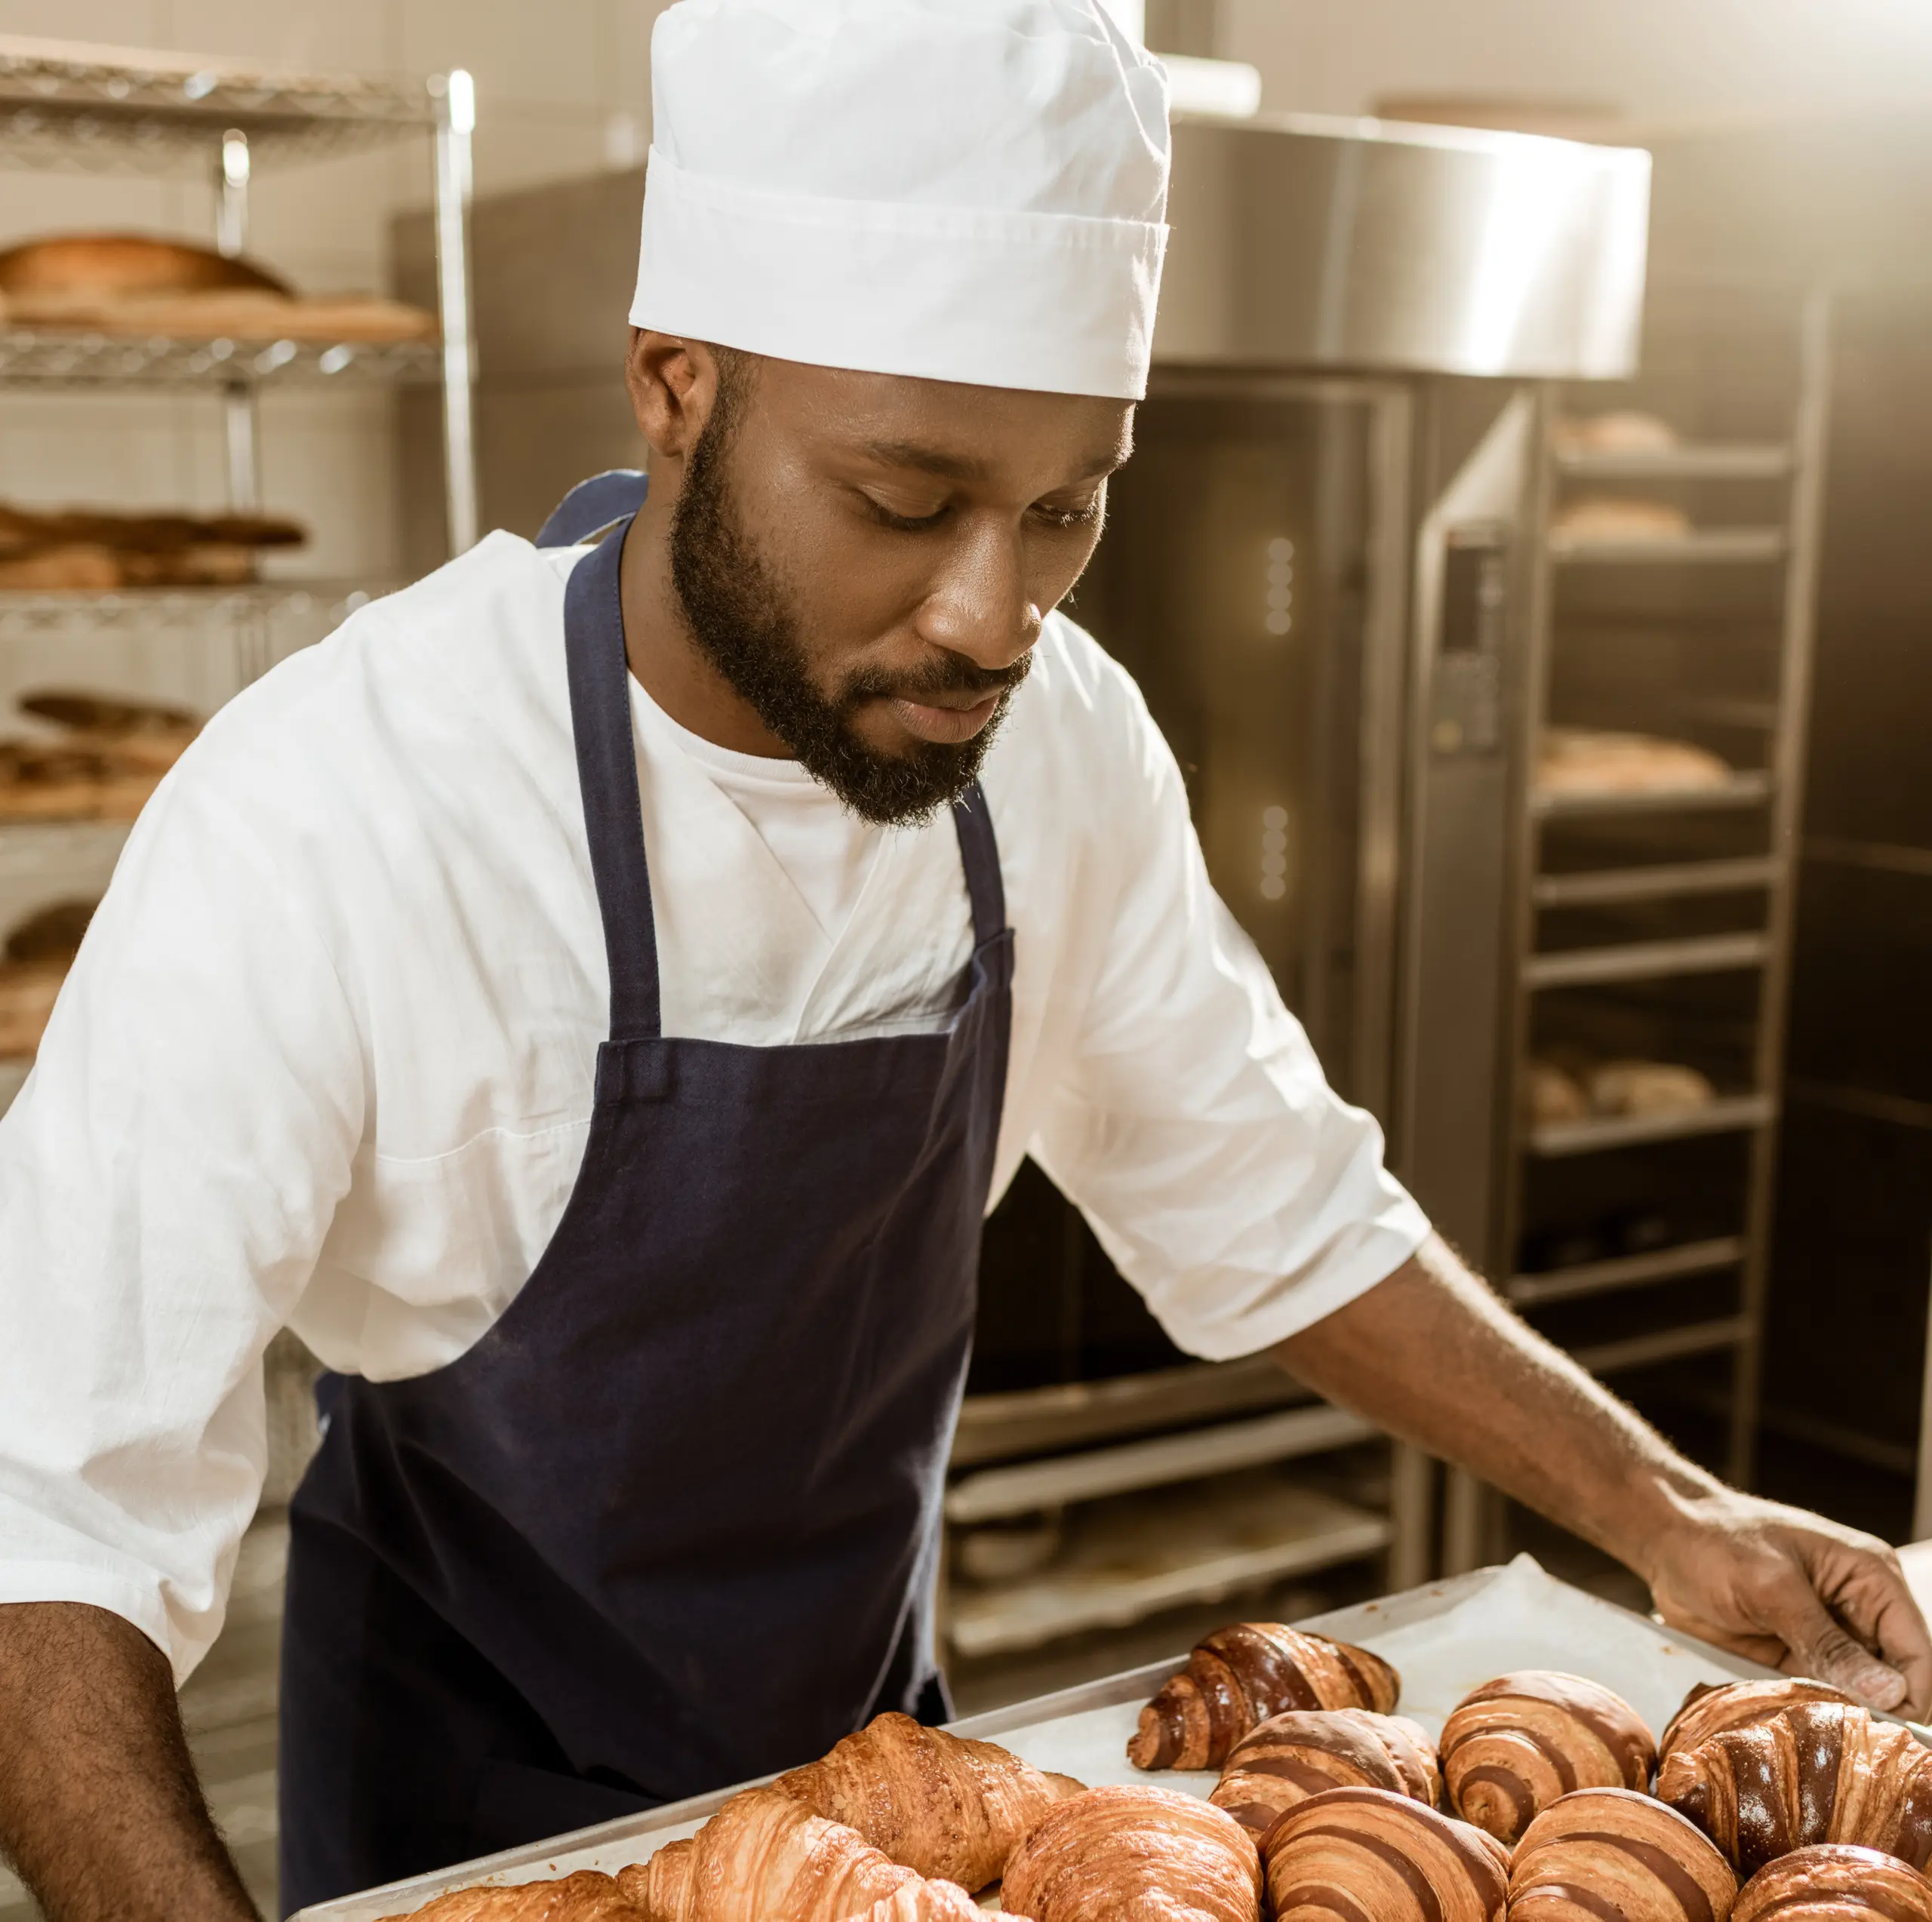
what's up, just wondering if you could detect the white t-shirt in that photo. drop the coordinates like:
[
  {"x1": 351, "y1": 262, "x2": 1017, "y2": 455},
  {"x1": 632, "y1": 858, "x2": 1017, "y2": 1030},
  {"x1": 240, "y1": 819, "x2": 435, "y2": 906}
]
[{"x1": 0, "y1": 533, "x2": 1429, "y2": 1684}]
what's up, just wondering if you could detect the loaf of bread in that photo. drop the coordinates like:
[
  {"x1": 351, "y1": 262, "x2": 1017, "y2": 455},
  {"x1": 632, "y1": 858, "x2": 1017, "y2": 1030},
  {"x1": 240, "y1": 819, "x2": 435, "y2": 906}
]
[
  {"x1": 1538, "y1": 730, "x2": 1734, "y2": 798},
  {"x1": 1731, "y1": 1845, "x2": 1932, "y2": 1922},
  {"x1": 1587, "y1": 1061, "x2": 1716, "y2": 1119},
  {"x1": 1553, "y1": 496, "x2": 1692, "y2": 542},
  {"x1": 1525, "y1": 1059, "x2": 1591, "y2": 1125},
  {"x1": 1657, "y1": 1702, "x2": 1932, "y2": 1876},
  {"x1": 1553, "y1": 412, "x2": 1679, "y2": 457},
  {"x1": 0, "y1": 739, "x2": 164, "y2": 823},
  {"x1": 19, "y1": 689, "x2": 200, "y2": 773},
  {"x1": 1001, "y1": 1783, "x2": 1263, "y2": 1922},
  {"x1": 1129, "y1": 1625, "x2": 1400, "y2": 1771},
  {"x1": 0, "y1": 233, "x2": 291, "y2": 299},
  {"x1": 1211, "y1": 1708, "x2": 1439, "y2": 1843},
  {"x1": 1660, "y1": 1679, "x2": 1858, "y2": 1761},
  {"x1": 1507, "y1": 1788, "x2": 1737, "y2": 1922},
  {"x1": 1263, "y1": 1785, "x2": 1509, "y2": 1922},
  {"x1": 1441, "y1": 1672, "x2": 1657, "y2": 1846}
]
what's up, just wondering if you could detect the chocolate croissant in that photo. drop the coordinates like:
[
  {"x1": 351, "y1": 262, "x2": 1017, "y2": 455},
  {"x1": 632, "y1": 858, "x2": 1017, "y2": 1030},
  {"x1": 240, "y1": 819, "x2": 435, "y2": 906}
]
[
  {"x1": 1263, "y1": 1785, "x2": 1510, "y2": 1922},
  {"x1": 774, "y1": 1711, "x2": 1082, "y2": 1890},
  {"x1": 1732, "y1": 1845, "x2": 1932, "y2": 1922},
  {"x1": 1507, "y1": 1788, "x2": 1738, "y2": 1922},
  {"x1": 1129, "y1": 1624, "x2": 1401, "y2": 1772},
  {"x1": 1001, "y1": 1782, "x2": 1264, "y2": 1922},
  {"x1": 1657, "y1": 1702, "x2": 1932, "y2": 1877},
  {"x1": 1660, "y1": 1679, "x2": 1857, "y2": 1761},
  {"x1": 1441, "y1": 1671, "x2": 1658, "y2": 1844},
  {"x1": 383, "y1": 1871, "x2": 645, "y2": 1922},
  {"x1": 1211, "y1": 1708, "x2": 1440, "y2": 1842}
]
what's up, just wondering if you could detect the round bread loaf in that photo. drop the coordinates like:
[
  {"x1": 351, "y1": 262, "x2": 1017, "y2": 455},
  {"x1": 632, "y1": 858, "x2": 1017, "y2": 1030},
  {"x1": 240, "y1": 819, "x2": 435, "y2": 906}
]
[
  {"x1": 1732, "y1": 1845, "x2": 1932, "y2": 1922},
  {"x1": 0, "y1": 233, "x2": 289, "y2": 299},
  {"x1": 1264, "y1": 1785, "x2": 1509, "y2": 1922},
  {"x1": 1508, "y1": 1787, "x2": 1738, "y2": 1922},
  {"x1": 1441, "y1": 1671, "x2": 1657, "y2": 1845},
  {"x1": 1211, "y1": 1708, "x2": 1439, "y2": 1843}
]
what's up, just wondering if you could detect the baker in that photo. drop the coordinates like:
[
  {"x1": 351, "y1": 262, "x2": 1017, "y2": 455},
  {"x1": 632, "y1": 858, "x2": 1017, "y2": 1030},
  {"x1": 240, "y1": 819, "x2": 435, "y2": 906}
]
[{"x1": 0, "y1": 5, "x2": 1924, "y2": 1918}]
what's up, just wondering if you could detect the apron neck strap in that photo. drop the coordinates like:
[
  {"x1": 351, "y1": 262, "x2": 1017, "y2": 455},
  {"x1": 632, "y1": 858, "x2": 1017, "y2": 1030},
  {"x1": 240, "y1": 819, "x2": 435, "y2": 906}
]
[{"x1": 949, "y1": 781, "x2": 1005, "y2": 951}]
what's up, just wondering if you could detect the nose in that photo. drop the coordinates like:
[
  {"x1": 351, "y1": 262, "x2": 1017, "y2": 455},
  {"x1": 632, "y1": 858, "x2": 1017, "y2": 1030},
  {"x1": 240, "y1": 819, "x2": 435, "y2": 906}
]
[{"x1": 914, "y1": 515, "x2": 1041, "y2": 671}]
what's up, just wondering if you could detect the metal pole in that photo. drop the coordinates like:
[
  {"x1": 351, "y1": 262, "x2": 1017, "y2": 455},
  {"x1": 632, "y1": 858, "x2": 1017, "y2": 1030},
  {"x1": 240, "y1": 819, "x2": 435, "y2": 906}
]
[
  {"x1": 433, "y1": 70, "x2": 480, "y2": 557},
  {"x1": 216, "y1": 128, "x2": 260, "y2": 515}
]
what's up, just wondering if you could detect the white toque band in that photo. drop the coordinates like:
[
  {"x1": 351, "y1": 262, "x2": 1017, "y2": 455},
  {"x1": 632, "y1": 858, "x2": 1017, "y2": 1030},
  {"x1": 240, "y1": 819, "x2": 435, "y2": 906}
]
[{"x1": 631, "y1": 0, "x2": 1172, "y2": 401}]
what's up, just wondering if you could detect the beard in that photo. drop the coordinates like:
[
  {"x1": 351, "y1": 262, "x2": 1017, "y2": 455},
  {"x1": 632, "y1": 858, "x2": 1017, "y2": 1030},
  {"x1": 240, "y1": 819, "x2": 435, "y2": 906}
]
[{"x1": 666, "y1": 380, "x2": 1028, "y2": 828}]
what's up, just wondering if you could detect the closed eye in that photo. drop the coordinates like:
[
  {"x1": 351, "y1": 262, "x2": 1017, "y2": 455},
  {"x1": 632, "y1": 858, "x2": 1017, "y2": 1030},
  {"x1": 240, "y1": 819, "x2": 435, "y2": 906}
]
[{"x1": 1032, "y1": 495, "x2": 1104, "y2": 532}]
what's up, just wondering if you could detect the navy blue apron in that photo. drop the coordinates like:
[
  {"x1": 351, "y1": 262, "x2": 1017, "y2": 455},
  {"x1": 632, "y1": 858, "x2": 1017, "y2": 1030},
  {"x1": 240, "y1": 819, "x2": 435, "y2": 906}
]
[{"x1": 277, "y1": 473, "x2": 1013, "y2": 1914}]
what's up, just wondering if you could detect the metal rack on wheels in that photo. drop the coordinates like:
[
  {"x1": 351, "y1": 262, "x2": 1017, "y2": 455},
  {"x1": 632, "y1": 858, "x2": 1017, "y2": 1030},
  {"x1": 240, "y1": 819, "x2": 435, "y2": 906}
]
[{"x1": 1444, "y1": 285, "x2": 1832, "y2": 1573}]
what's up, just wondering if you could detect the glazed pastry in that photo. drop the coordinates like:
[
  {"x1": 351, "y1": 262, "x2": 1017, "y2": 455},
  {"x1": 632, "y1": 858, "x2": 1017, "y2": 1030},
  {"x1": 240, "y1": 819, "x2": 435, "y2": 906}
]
[
  {"x1": 1264, "y1": 1785, "x2": 1509, "y2": 1922},
  {"x1": 773, "y1": 1710, "x2": 1082, "y2": 1889},
  {"x1": 1441, "y1": 1671, "x2": 1657, "y2": 1844},
  {"x1": 1507, "y1": 1787, "x2": 1737, "y2": 1922},
  {"x1": 1211, "y1": 1708, "x2": 1439, "y2": 1841},
  {"x1": 1657, "y1": 1702, "x2": 1932, "y2": 1877},
  {"x1": 635, "y1": 1786, "x2": 922, "y2": 1922},
  {"x1": 1732, "y1": 1845, "x2": 1932, "y2": 1922},
  {"x1": 1001, "y1": 1783, "x2": 1263, "y2": 1922},
  {"x1": 1128, "y1": 1624, "x2": 1400, "y2": 1771},
  {"x1": 381, "y1": 1870, "x2": 645, "y2": 1921},
  {"x1": 1660, "y1": 1679, "x2": 1857, "y2": 1761}
]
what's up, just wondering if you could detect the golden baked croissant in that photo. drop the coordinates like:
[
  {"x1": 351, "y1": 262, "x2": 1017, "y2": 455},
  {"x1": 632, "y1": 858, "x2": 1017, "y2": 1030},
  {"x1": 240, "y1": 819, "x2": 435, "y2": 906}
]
[
  {"x1": 635, "y1": 1786, "x2": 922, "y2": 1922},
  {"x1": 1129, "y1": 1625, "x2": 1400, "y2": 1771},
  {"x1": 1733, "y1": 1845, "x2": 1932, "y2": 1922},
  {"x1": 1506, "y1": 1788, "x2": 1737, "y2": 1922},
  {"x1": 1001, "y1": 1782, "x2": 1263, "y2": 1922},
  {"x1": 1211, "y1": 1708, "x2": 1438, "y2": 1841},
  {"x1": 1441, "y1": 1671, "x2": 1657, "y2": 1844},
  {"x1": 1660, "y1": 1679, "x2": 1857, "y2": 1760},
  {"x1": 773, "y1": 1711, "x2": 1081, "y2": 1889},
  {"x1": 381, "y1": 1870, "x2": 646, "y2": 1922},
  {"x1": 1263, "y1": 1785, "x2": 1509, "y2": 1922},
  {"x1": 849, "y1": 1884, "x2": 1004, "y2": 1921},
  {"x1": 1657, "y1": 1702, "x2": 1932, "y2": 1877}
]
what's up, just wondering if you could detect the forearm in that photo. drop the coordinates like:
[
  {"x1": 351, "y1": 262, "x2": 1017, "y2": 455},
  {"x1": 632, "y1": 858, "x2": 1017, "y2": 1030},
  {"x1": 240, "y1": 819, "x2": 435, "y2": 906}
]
[
  {"x1": 0, "y1": 1601, "x2": 257, "y2": 1922},
  {"x1": 1273, "y1": 1234, "x2": 1720, "y2": 1582}
]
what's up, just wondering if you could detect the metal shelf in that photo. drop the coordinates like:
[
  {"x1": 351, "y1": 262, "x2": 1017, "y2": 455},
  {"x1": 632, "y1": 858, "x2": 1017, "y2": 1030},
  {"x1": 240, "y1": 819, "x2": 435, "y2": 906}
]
[
  {"x1": 1550, "y1": 527, "x2": 1788, "y2": 565},
  {"x1": 1527, "y1": 1092, "x2": 1777, "y2": 1158},
  {"x1": 0, "y1": 35, "x2": 437, "y2": 172},
  {"x1": 1507, "y1": 1235, "x2": 1750, "y2": 1308},
  {"x1": 0, "y1": 580, "x2": 389, "y2": 638},
  {"x1": 1555, "y1": 444, "x2": 1794, "y2": 481},
  {"x1": 1573, "y1": 1315, "x2": 1754, "y2": 1377},
  {"x1": 1532, "y1": 771, "x2": 1775, "y2": 819},
  {"x1": 0, "y1": 328, "x2": 439, "y2": 389},
  {"x1": 946, "y1": 1402, "x2": 1374, "y2": 1525},
  {"x1": 1524, "y1": 929, "x2": 1771, "y2": 989},
  {"x1": 945, "y1": 1477, "x2": 1389, "y2": 1658},
  {"x1": 1533, "y1": 856, "x2": 1780, "y2": 909}
]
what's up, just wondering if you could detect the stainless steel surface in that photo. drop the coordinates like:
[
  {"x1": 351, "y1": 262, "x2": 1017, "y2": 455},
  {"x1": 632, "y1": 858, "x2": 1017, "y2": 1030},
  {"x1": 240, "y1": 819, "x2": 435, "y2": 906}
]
[
  {"x1": 1506, "y1": 1235, "x2": 1750, "y2": 1307},
  {"x1": 1528, "y1": 1092, "x2": 1778, "y2": 1158},
  {"x1": 1574, "y1": 1315, "x2": 1754, "y2": 1377},
  {"x1": 1531, "y1": 771, "x2": 1776, "y2": 818},
  {"x1": 0, "y1": 330, "x2": 439, "y2": 388},
  {"x1": 0, "y1": 580, "x2": 385, "y2": 637},
  {"x1": 434, "y1": 78, "x2": 480, "y2": 558},
  {"x1": 1549, "y1": 527, "x2": 1787, "y2": 564},
  {"x1": 1522, "y1": 929, "x2": 1771, "y2": 989},
  {"x1": 1531, "y1": 855, "x2": 1780, "y2": 908},
  {"x1": 1156, "y1": 114, "x2": 1650, "y2": 379},
  {"x1": 1555, "y1": 443, "x2": 1793, "y2": 481}
]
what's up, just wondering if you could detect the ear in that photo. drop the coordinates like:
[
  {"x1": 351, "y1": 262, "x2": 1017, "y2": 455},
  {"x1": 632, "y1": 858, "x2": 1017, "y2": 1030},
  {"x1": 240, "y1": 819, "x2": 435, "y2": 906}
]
[{"x1": 626, "y1": 331, "x2": 723, "y2": 463}]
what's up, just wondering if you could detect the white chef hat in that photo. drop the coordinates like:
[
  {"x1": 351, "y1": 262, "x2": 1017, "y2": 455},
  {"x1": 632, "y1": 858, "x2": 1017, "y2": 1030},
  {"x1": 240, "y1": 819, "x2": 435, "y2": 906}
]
[{"x1": 631, "y1": 0, "x2": 1171, "y2": 400}]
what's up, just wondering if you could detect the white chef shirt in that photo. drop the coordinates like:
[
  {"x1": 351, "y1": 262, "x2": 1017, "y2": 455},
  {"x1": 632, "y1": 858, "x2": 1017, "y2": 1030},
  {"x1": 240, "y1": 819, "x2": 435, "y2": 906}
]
[{"x1": 0, "y1": 532, "x2": 1429, "y2": 1684}]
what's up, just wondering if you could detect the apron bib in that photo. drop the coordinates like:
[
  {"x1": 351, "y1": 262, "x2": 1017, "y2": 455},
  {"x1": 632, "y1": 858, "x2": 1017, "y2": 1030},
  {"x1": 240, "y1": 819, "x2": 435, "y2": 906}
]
[{"x1": 278, "y1": 475, "x2": 1012, "y2": 1912}]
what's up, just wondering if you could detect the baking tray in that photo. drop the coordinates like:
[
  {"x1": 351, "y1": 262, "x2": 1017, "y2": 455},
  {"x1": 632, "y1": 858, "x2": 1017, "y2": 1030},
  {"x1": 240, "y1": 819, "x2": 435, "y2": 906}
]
[{"x1": 294, "y1": 1555, "x2": 1780, "y2": 1922}]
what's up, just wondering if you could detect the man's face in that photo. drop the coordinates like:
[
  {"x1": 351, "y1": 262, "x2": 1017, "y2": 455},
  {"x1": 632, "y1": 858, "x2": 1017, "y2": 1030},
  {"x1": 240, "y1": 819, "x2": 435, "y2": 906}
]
[{"x1": 651, "y1": 343, "x2": 1134, "y2": 825}]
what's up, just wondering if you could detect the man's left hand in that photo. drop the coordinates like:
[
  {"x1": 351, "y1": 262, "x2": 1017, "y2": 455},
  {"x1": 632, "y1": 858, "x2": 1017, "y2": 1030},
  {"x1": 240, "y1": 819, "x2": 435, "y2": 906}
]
[{"x1": 1644, "y1": 1488, "x2": 1932, "y2": 1717}]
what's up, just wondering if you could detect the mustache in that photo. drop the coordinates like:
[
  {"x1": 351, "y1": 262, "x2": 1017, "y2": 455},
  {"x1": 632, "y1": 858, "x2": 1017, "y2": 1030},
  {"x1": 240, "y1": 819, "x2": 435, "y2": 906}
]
[{"x1": 841, "y1": 648, "x2": 1032, "y2": 707}]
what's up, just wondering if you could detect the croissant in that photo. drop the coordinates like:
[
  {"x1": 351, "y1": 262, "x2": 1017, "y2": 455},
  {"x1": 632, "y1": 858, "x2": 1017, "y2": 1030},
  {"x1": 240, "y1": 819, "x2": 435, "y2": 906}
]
[
  {"x1": 383, "y1": 1872, "x2": 646, "y2": 1922},
  {"x1": 1732, "y1": 1845, "x2": 1932, "y2": 1922},
  {"x1": 1441, "y1": 1671, "x2": 1657, "y2": 1844},
  {"x1": 1660, "y1": 1680, "x2": 1857, "y2": 1760},
  {"x1": 1001, "y1": 1782, "x2": 1263, "y2": 1922},
  {"x1": 1211, "y1": 1708, "x2": 1439, "y2": 1842},
  {"x1": 1263, "y1": 1785, "x2": 1509, "y2": 1922},
  {"x1": 773, "y1": 1711, "x2": 1081, "y2": 1889},
  {"x1": 1507, "y1": 1788, "x2": 1738, "y2": 1922},
  {"x1": 851, "y1": 1885, "x2": 1010, "y2": 1922},
  {"x1": 1129, "y1": 1625, "x2": 1401, "y2": 1771},
  {"x1": 1657, "y1": 1702, "x2": 1932, "y2": 1877}
]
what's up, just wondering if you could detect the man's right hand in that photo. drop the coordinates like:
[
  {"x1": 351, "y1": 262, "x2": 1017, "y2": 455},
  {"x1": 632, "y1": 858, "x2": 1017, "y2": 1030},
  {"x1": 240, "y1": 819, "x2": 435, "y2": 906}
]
[{"x1": 0, "y1": 1601, "x2": 258, "y2": 1922}]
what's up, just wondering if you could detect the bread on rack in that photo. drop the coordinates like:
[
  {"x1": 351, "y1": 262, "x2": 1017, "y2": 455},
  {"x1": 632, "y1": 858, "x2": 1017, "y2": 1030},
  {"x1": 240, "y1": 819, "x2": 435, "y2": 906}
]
[
  {"x1": 0, "y1": 500, "x2": 306, "y2": 591},
  {"x1": 1263, "y1": 1785, "x2": 1509, "y2": 1922},
  {"x1": 1507, "y1": 1787, "x2": 1738, "y2": 1922},
  {"x1": 378, "y1": 1868, "x2": 647, "y2": 1921},
  {"x1": 1441, "y1": 1671, "x2": 1657, "y2": 1845},
  {"x1": 1128, "y1": 1624, "x2": 1401, "y2": 1771},
  {"x1": 1656, "y1": 1702, "x2": 1932, "y2": 1876},
  {"x1": 1732, "y1": 1845, "x2": 1932, "y2": 1922},
  {"x1": 1552, "y1": 412, "x2": 1680, "y2": 458},
  {"x1": 1001, "y1": 1782, "x2": 1263, "y2": 1922},
  {"x1": 1659, "y1": 1678, "x2": 1857, "y2": 1761},
  {"x1": 1586, "y1": 1061, "x2": 1715, "y2": 1119},
  {"x1": 1537, "y1": 730, "x2": 1733, "y2": 798},
  {"x1": 0, "y1": 738, "x2": 165, "y2": 823},
  {"x1": 0, "y1": 898, "x2": 94, "y2": 1058},
  {"x1": 1552, "y1": 496, "x2": 1692, "y2": 543},
  {"x1": 0, "y1": 233, "x2": 290, "y2": 300},
  {"x1": 771, "y1": 1710, "x2": 1082, "y2": 1890},
  {"x1": 1211, "y1": 1708, "x2": 1439, "y2": 1842},
  {"x1": 19, "y1": 689, "x2": 201, "y2": 773}
]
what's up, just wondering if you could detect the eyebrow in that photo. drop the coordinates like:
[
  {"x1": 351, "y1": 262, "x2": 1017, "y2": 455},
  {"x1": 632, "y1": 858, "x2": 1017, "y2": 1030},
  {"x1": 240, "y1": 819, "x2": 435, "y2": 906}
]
[{"x1": 859, "y1": 439, "x2": 1130, "y2": 487}]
